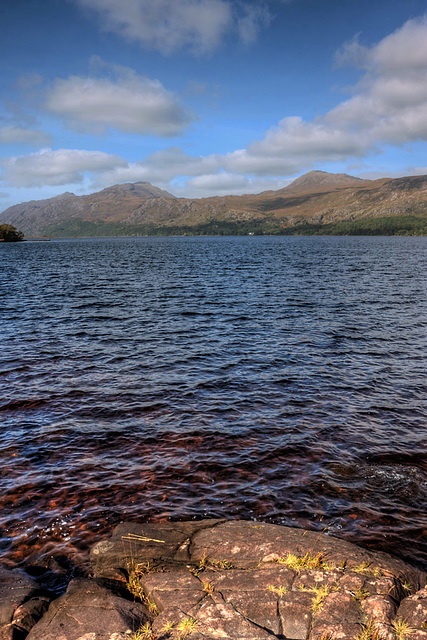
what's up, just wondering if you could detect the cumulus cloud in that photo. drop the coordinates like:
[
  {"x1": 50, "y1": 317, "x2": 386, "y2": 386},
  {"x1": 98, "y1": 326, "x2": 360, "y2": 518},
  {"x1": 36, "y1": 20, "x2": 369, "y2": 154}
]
[
  {"x1": 222, "y1": 116, "x2": 367, "y2": 176},
  {"x1": 74, "y1": 0, "x2": 272, "y2": 54},
  {"x1": 45, "y1": 60, "x2": 194, "y2": 136},
  {"x1": 1, "y1": 148, "x2": 126, "y2": 187},
  {"x1": 91, "y1": 147, "x2": 221, "y2": 188},
  {"x1": 0, "y1": 126, "x2": 52, "y2": 146},
  {"x1": 327, "y1": 16, "x2": 427, "y2": 146},
  {"x1": 5, "y1": 16, "x2": 427, "y2": 197},
  {"x1": 222, "y1": 16, "x2": 427, "y2": 177}
]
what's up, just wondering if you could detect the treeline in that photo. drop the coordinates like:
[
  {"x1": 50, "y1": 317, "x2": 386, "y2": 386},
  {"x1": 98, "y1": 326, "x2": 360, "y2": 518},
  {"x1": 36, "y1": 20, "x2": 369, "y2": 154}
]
[
  {"x1": 289, "y1": 214, "x2": 427, "y2": 236},
  {"x1": 46, "y1": 214, "x2": 427, "y2": 238}
]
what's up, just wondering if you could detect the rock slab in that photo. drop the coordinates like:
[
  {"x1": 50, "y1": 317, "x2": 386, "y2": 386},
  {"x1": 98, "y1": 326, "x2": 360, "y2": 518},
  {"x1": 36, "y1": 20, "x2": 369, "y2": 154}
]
[{"x1": 3, "y1": 521, "x2": 427, "y2": 640}]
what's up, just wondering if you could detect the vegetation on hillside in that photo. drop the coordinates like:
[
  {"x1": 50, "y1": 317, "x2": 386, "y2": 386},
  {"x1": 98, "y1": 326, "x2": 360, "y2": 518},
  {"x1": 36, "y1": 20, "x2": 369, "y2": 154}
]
[
  {"x1": 45, "y1": 213, "x2": 427, "y2": 237},
  {"x1": 0, "y1": 224, "x2": 24, "y2": 242},
  {"x1": 288, "y1": 214, "x2": 427, "y2": 236}
]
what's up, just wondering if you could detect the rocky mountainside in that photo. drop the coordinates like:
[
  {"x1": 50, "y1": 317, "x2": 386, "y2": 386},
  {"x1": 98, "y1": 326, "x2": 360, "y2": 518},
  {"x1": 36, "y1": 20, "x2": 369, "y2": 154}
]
[
  {"x1": 0, "y1": 181, "x2": 175, "y2": 237},
  {"x1": 2, "y1": 171, "x2": 427, "y2": 236},
  {"x1": 282, "y1": 169, "x2": 364, "y2": 192}
]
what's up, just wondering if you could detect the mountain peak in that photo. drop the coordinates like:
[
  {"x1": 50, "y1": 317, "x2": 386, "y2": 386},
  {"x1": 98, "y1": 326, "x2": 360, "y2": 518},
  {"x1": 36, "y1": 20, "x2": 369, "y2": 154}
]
[
  {"x1": 286, "y1": 170, "x2": 364, "y2": 192},
  {"x1": 97, "y1": 182, "x2": 176, "y2": 199}
]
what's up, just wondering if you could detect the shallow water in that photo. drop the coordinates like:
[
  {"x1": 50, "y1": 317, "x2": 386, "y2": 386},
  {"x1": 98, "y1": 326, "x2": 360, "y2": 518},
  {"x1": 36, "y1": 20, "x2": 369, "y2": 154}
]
[{"x1": 1, "y1": 236, "x2": 426, "y2": 572}]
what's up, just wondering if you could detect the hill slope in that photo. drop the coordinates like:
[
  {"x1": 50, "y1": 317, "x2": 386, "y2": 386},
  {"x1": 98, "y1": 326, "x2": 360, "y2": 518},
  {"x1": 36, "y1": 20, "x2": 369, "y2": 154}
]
[{"x1": 2, "y1": 172, "x2": 427, "y2": 236}]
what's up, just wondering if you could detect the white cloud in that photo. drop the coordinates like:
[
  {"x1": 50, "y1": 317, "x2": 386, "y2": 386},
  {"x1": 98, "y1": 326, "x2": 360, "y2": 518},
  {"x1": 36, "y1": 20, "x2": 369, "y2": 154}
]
[
  {"x1": 371, "y1": 17, "x2": 427, "y2": 73},
  {"x1": 45, "y1": 60, "x2": 194, "y2": 136},
  {"x1": 0, "y1": 126, "x2": 52, "y2": 146},
  {"x1": 184, "y1": 172, "x2": 287, "y2": 196},
  {"x1": 4, "y1": 16, "x2": 427, "y2": 198},
  {"x1": 75, "y1": 0, "x2": 272, "y2": 54},
  {"x1": 223, "y1": 116, "x2": 367, "y2": 176},
  {"x1": 327, "y1": 17, "x2": 427, "y2": 147},
  {"x1": 90, "y1": 147, "x2": 222, "y2": 192},
  {"x1": 1, "y1": 148, "x2": 126, "y2": 187},
  {"x1": 222, "y1": 16, "x2": 427, "y2": 177}
]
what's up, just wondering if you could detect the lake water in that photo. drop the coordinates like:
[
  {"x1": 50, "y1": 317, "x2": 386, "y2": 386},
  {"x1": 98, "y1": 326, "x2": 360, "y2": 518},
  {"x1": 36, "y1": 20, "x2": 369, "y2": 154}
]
[{"x1": 1, "y1": 235, "x2": 426, "y2": 575}]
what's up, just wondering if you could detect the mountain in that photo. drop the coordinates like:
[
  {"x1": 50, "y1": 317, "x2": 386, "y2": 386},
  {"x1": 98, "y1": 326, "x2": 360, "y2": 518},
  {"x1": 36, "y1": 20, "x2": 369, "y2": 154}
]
[
  {"x1": 0, "y1": 182, "x2": 175, "y2": 237},
  {"x1": 2, "y1": 172, "x2": 427, "y2": 237},
  {"x1": 284, "y1": 170, "x2": 364, "y2": 192}
]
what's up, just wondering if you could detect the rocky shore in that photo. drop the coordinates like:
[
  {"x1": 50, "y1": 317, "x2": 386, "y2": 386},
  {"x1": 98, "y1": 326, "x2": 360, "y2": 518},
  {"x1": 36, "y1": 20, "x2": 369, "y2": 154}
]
[{"x1": 1, "y1": 520, "x2": 426, "y2": 640}]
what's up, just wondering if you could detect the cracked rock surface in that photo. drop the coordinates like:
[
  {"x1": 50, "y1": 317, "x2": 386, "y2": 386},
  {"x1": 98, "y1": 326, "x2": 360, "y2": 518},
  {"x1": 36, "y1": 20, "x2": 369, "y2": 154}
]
[
  {"x1": 3, "y1": 521, "x2": 427, "y2": 639},
  {"x1": 90, "y1": 520, "x2": 427, "y2": 640}
]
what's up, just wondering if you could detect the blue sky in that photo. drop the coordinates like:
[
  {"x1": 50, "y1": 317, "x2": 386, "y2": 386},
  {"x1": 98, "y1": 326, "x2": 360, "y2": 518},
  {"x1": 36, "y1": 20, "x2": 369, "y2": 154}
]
[{"x1": 1, "y1": 0, "x2": 427, "y2": 210}]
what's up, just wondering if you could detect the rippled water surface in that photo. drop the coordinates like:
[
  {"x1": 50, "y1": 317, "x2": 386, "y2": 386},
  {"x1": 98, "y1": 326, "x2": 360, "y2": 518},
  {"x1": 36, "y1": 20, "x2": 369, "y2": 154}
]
[{"x1": 1, "y1": 236, "x2": 427, "y2": 573}]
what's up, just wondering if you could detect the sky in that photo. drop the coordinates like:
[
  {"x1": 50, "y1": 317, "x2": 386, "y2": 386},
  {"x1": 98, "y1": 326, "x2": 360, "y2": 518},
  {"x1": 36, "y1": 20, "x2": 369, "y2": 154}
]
[{"x1": 1, "y1": 0, "x2": 427, "y2": 210}]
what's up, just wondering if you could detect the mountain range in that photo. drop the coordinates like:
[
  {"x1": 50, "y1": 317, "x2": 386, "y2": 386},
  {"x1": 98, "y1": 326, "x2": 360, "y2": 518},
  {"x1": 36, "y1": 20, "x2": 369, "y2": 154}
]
[{"x1": 2, "y1": 170, "x2": 427, "y2": 236}]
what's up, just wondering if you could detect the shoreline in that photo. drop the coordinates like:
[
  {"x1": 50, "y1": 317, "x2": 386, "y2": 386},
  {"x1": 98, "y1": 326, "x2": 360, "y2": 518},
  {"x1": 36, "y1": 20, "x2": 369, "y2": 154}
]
[{"x1": 3, "y1": 520, "x2": 427, "y2": 639}]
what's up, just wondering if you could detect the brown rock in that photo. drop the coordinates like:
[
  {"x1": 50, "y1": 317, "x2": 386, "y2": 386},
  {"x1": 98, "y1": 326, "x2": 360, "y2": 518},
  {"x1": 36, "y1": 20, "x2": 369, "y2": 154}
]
[
  {"x1": 189, "y1": 596, "x2": 272, "y2": 639},
  {"x1": 22, "y1": 520, "x2": 426, "y2": 640},
  {"x1": 314, "y1": 592, "x2": 361, "y2": 624},
  {"x1": 361, "y1": 595, "x2": 396, "y2": 623},
  {"x1": 397, "y1": 587, "x2": 427, "y2": 629},
  {"x1": 141, "y1": 569, "x2": 204, "y2": 613},
  {"x1": 208, "y1": 566, "x2": 294, "y2": 592},
  {"x1": 222, "y1": 590, "x2": 281, "y2": 636},
  {"x1": 279, "y1": 590, "x2": 313, "y2": 639},
  {"x1": 0, "y1": 566, "x2": 47, "y2": 640},
  {"x1": 293, "y1": 569, "x2": 342, "y2": 591},
  {"x1": 90, "y1": 519, "x2": 224, "y2": 577},
  {"x1": 190, "y1": 521, "x2": 425, "y2": 587},
  {"x1": 11, "y1": 596, "x2": 50, "y2": 633},
  {"x1": 310, "y1": 622, "x2": 362, "y2": 640},
  {"x1": 26, "y1": 579, "x2": 148, "y2": 640}
]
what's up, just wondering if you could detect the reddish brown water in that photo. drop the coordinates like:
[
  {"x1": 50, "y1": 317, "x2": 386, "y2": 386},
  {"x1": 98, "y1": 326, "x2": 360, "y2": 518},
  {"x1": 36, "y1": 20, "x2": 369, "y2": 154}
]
[{"x1": 1, "y1": 236, "x2": 426, "y2": 577}]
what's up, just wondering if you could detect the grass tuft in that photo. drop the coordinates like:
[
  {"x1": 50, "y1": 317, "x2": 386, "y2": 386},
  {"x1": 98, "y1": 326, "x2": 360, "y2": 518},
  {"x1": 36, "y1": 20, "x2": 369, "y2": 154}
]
[
  {"x1": 268, "y1": 584, "x2": 288, "y2": 596},
  {"x1": 355, "y1": 619, "x2": 382, "y2": 640},
  {"x1": 311, "y1": 584, "x2": 336, "y2": 612},
  {"x1": 126, "y1": 564, "x2": 159, "y2": 616},
  {"x1": 276, "y1": 552, "x2": 332, "y2": 572},
  {"x1": 176, "y1": 617, "x2": 198, "y2": 640},
  {"x1": 194, "y1": 550, "x2": 233, "y2": 574},
  {"x1": 210, "y1": 559, "x2": 234, "y2": 570},
  {"x1": 391, "y1": 618, "x2": 416, "y2": 640},
  {"x1": 353, "y1": 562, "x2": 381, "y2": 577},
  {"x1": 129, "y1": 622, "x2": 157, "y2": 640},
  {"x1": 202, "y1": 580, "x2": 215, "y2": 594},
  {"x1": 351, "y1": 586, "x2": 371, "y2": 602}
]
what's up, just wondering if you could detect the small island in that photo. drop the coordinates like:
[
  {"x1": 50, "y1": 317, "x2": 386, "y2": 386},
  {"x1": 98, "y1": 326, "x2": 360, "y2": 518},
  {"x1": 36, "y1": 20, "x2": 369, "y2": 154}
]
[{"x1": 0, "y1": 224, "x2": 24, "y2": 242}]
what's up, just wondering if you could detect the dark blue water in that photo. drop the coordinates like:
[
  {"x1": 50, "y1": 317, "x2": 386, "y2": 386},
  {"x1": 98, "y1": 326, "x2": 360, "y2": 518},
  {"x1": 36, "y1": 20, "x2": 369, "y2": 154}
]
[{"x1": 1, "y1": 236, "x2": 426, "y2": 571}]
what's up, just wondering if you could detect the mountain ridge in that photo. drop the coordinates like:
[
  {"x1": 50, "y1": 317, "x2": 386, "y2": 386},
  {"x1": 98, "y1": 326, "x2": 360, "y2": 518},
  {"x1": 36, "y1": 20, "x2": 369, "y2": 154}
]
[{"x1": 2, "y1": 171, "x2": 427, "y2": 236}]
